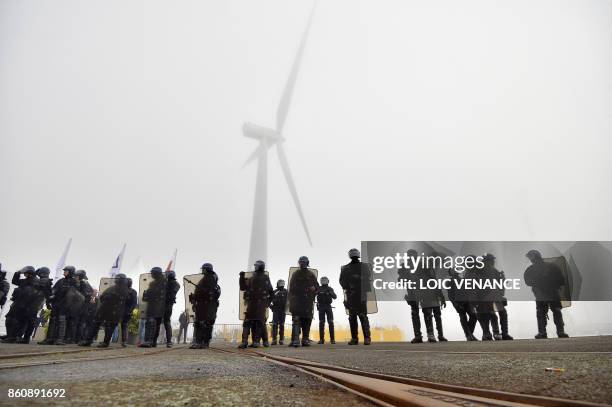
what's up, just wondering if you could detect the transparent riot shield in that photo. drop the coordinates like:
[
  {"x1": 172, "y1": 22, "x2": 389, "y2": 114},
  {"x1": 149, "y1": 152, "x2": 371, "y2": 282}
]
[
  {"x1": 98, "y1": 277, "x2": 116, "y2": 295},
  {"x1": 544, "y1": 256, "x2": 572, "y2": 308},
  {"x1": 96, "y1": 277, "x2": 127, "y2": 322},
  {"x1": 138, "y1": 273, "x2": 167, "y2": 319},
  {"x1": 238, "y1": 271, "x2": 270, "y2": 321},
  {"x1": 183, "y1": 273, "x2": 201, "y2": 323},
  {"x1": 285, "y1": 267, "x2": 318, "y2": 316},
  {"x1": 342, "y1": 263, "x2": 378, "y2": 315}
]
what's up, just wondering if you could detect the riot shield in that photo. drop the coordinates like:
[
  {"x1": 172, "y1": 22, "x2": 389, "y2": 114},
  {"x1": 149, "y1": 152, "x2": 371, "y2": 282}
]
[
  {"x1": 97, "y1": 277, "x2": 127, "y2": 322},
  {"x1": 544, "y1": 256, "x2": 572, "y2": 308},
  {"x1": 183, "y1": 273, "x2": 200, "y2": 323},
  {"x1": 285, "y1": 267, "x2": 318, "y2": 316},
  {"x1": 19, "y1": 284, "x2": 46, "y2": 316},
  {"x1": 138, "y1": 273, "x2": 167, "y2": 319},
  {"x1": 238, "y1": 271, "x2": 270, "y2": 321},
  {"x1": 62, "y1": 285, "x2": 85, "y2": 317},
  {"x1": 342, "y1": 263, "x2": 378, "y2": 315},
  {"x1": 99, "y1": 277, "x2": 115, "y2": 295}
]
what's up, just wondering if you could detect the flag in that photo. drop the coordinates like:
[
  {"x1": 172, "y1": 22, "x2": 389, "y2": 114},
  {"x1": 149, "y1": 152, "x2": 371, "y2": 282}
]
[
  {"x1": 54, "y1": 238, "x2": 72, "y2": 280},
  {"x1": 166, "y1": 249, "x2": 177, "y2": 273},
  {"x1": 109, "y1": 243, "x2": 127, "y2": 277}
]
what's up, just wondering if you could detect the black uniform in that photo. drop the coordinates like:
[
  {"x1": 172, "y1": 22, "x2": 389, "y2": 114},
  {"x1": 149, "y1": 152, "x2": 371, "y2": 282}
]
[
  {"x1": 70, "y1": 277, "x2": 93, "y2": 343},
  {"x1": 465, "y1": 265, "x2": 498, "y2": 340},
  {"x1": 398, "y1": 264, "x2": 425, "y2": 342},
  {"x1": 447, "y1": 269, "x2": 477, "y2": 341},
  {"x1": 487, "y1": 267, "x2": 512, "y2": 340},
  {"x1": 288, "y1": 268, "x2": 318, "y2": 346},
  {"x1": 339, "y1": 259, "x2": 372, "y2": 345},
  {"x1": 270, "y1": 287, "x2": 287, "y2": 344},
  {"x1": 524, "y1": 260, "x2": 568, "y2": 338},
  {"x1": 3, "y1": 271, "x2": 42, "y2": 343},
  {"x1": 239, "y1": 270, "x2": 273, "y2": 347},
  {"x1": 140, "y1": 271, "x2": 167, "y2": 347},
  {"x1": 189, "y1": 270, "x2": 220, "y2": 348},
  {"x1": 161, "y1": 276, "x2": 180, "y2": 346},
  {"x1": 418, "y1": 266, "x2": 447, "y2": 343},
  {"x1": 316, "y1": 284, "x2": 337, "y2": 344}
]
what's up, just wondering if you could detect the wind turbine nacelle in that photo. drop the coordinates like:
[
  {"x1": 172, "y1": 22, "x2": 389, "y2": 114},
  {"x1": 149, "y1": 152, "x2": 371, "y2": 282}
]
[{"x1": 242, "y1": 122, "x2": 284, "y2": 142}]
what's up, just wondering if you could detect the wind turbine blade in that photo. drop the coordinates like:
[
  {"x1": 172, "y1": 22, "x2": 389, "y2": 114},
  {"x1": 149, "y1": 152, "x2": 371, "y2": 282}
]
[
  {"x1": 276, "y1": 1, "x2": 316, "y2": 134},
  {"x1": 276, "y1": 143, "x2": 312, "y2": 246}
]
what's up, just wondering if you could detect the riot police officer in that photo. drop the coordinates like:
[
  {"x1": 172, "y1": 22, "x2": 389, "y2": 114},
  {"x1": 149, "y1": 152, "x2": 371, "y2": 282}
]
[
  {"x1": 465, "y1": 256, "x2": 497, "y2": 341},
  {"x1": 139, "y1": 267, "x2": 167, "y2": 348},
  {"x1": 288, "y1": 256, "x2": 318, "y2": 347},
  {"x1": 340, "y1": 249, "x2": 372, "y2": 345},
  {"x1": 481, "y1": 255, "x2": 513, "y2": 341},
  {"x1": 447, "y1": 259, "x2": 478, "y2": 341},
  {"x1": 524, "y1": 250, "x2": 569, "y2": 339},
  {"x1": 419, "y1": 254, "x2": 447, "y2": 343},
  {"x1": 163, "y1": 270, "x2": 181, "y2": 347},
  {"x1": 398, "y1": 250, "x2": 426, "y2": 343},
  {"x1": 189, "y1": 263, "x2": 220, "y2": 349},
  {"x1": 2, "y1": 266, "x2": 40, "y2": 343},
  {"x1": 238, "y1": 260, "x2": 273, "y2": 349},
  {"x1": 316, "y1": 276, "x2": 337, "y2": 344},
  {"x1": 270, "y1": 279, "x2": 287, "y2": 345},
  {"x1": 71, "y1": 270, "x2": 93, "y2": 344}
]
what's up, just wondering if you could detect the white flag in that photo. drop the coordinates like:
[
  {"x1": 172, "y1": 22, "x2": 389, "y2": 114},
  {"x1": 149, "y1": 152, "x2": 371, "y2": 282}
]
[
  {"x1": 109, "y1": 243, "x2": 127, "y2": 277},
  {"x1": 54, "y1": 238, "x2": 72, "y2": 280},
  {"x1": 165, "y1": 249, "x2": 178, "y2": 273}
]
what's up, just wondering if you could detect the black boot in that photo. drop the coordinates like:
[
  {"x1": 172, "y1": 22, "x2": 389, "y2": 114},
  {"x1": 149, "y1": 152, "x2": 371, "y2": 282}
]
[
  {"x1": 348, "y1": 314, "x2": 358, "y2": 345},
  {"x1": 203, "y1": 322, "x2": 214, "y2": 348},
  {"x1": 271, "y1": 322, "x2": 278, "y2": 345},
  {"x1": 190, "y1": 322, "x2": 202, "y2": 349},
  {"x1": 552, "y1": 308, "x2": 569, "y2": 338},
  {"x1": 318, "y1": 321, "x2": 325, "y2": 344},
  {"x1": 329, "y1": 321, "x2": 335, "y2": 344},
  {"x1": 359, "y1": 314, "x2": 371, "y2": 345},
  {"x1": 279, "y1": 323, "x2": 285, "y2": 345},
  {"x1": 478, "y1": 314, "x2": 493, "y2": 341},
  {"x1": 237, "y1": 321, "x2": 250, "y2": 349},
  {"x1": 289, "y1": 319, "x2": 301, "y2": 347},
  {"x1": 139, "y1": 319, "x2": 155, "y2": 347},
  {"x1": 55, "y1": 315, "x2": 67, "y2": 345},
  {"x1": 301, "y1": 318, "x2": 312, "y2": 346},
  {"x1": 261, "y1": 321, "x2": 270, "y2": 347},
  {"x1": 535, "y1": 309, "x2": 548, "y2": 339},
  {"x1": 499, "y1": 309, "x2": 513, "y2": 340},
  {"x1": 434, "y1": 312, "x2": 447, "y2": 342}
]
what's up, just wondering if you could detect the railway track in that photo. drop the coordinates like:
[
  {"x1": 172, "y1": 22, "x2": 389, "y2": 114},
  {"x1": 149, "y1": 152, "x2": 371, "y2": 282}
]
[
  {"x1": 211, "y1": 346, "x2": 609, "y2": 407},
  {"x1": 0, "y1": 345, "x2": 184, "y2": 370}
]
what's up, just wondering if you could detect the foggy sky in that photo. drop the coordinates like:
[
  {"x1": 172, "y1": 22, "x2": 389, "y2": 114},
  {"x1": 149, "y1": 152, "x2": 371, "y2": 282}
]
[{"x1": 1, "y1": 0, "x2": 611, "y2": 338}]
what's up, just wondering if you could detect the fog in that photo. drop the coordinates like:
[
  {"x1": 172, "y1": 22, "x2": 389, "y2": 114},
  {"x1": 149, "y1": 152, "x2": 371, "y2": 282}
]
[{"x1": 1, "y1": 0, "x2": 611, "y2": 338}]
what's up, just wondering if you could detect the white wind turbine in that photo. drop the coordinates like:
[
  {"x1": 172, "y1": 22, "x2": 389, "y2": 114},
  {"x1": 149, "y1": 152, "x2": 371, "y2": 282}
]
[{"x1": 242, "y1": 4, "x2": 316, "y2": 269}]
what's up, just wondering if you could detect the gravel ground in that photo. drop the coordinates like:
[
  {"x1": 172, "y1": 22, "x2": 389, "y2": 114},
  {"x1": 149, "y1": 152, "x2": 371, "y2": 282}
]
[
  {"x1": 0, "y1": 345, "x2": 375, "y2": 406},
  {"x1": 258, "y1": 336, "x2": 612, "y2": 405}
]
